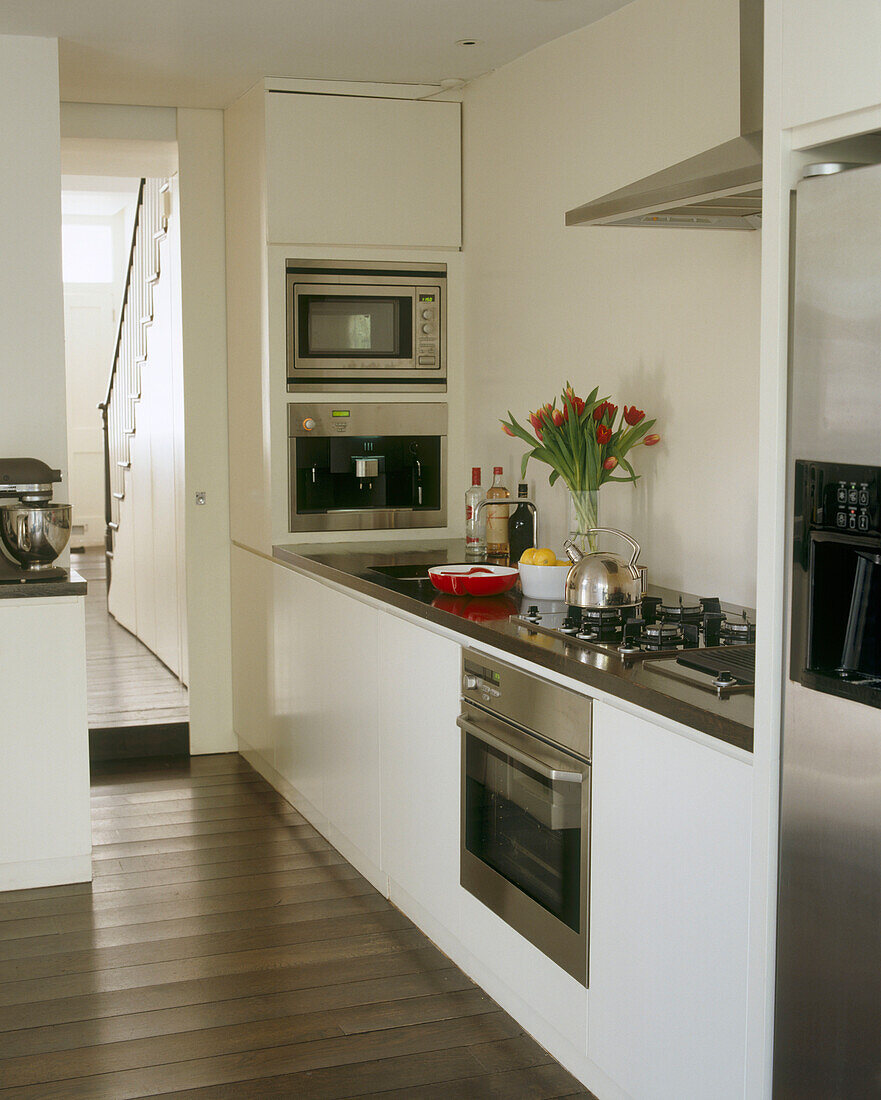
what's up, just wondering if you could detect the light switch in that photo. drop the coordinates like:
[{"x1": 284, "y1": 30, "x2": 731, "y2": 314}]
[{"x1": 195, "y1": 491, "x2": 206, "y2": 505}]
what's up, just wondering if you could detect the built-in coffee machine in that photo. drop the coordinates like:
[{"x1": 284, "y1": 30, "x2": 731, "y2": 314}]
[
  {"x1": 0, "y1": 458, "x2": 72, "y2": 583},
  {"x1": 790, "y1": 459, "x2": 880, "y2": 707},
  {"x1": 288, "y1": 403, "x2": 447, "y2": 532}
]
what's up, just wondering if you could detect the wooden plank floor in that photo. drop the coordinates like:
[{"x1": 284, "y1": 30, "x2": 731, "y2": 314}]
[
  {"x1": 72, "y1": 548, "x2": 189, "y2": 730},
  {"x1": 0, "y1": 754, "x2": 594, "y2": 1099}
]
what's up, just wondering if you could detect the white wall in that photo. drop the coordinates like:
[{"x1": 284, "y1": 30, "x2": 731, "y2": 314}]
[
  {"x1": 462, "y1": 0, "x2": 761, "y2": 606},
  {"x1": 176, "y1": 108, "x2": 235, "y2": 754},
  {"x1": 0, "y1": 36, "x2": 68, "y2": 472}
]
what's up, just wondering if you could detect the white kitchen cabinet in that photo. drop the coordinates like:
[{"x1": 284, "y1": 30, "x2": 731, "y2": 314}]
[
  {"x1": 232, "y1": 552, "x2": 384, "y2": 882},
  {"x1": 230, "y1": 546, "x2": 276, "y2": 770},
  {"x1": 272, "y1": 561, "x2": 332, "y2": 819},
  {"x1": 313, "y1": 583, "x2": 382, "y2": 872},
  {"x1": 588, "y1": 701, "x2": 752, "y2": 1100},
  {"x1": 378, "y1": 613, "x2": 461, "y2": 931},
  {"x1": 782, "y1": 0, "x2": 881, "y2": 130},
  {"x1": 0, "y1": 596, "x2": 91, "y2": 890},
  {"x1": 264, "y1": 92, "x2": 461, "y2": 248}
]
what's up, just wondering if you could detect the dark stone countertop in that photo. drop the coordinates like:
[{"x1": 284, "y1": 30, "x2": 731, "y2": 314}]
[
  {"x1": 272, "y1": 539, "x2": 754, "y2": 754},
  {"x1": 0, "y1": 567, "x2": 87, "y2": 599}
]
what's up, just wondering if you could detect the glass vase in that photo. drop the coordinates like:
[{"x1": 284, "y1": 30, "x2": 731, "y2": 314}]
[{"x1": 567, "y1": 488, "x2": 599, "y2": 552}]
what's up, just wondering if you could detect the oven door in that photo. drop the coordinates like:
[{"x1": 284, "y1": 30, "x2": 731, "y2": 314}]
[{"x1": 458, "y1": 702, "x2": 590, "y2": 985}]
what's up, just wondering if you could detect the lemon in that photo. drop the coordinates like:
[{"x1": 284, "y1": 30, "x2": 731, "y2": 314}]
[
  {"x1": 533, "y1": 547, "x2": 557, "y2": 567},
  {"x1": 519, "y1": 548, "x2": 537, "y2": 565},
  {"x1": 555, "y1": 559, "x2": 571, "y2": 567}
]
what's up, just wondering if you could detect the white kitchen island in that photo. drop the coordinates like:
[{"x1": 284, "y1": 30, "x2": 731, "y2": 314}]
[
  {"x1": 0, "y1": 584, "x2": 91, "y2": 891},
  {"x1": 231, "y1": 541, "x2": 752, "y2": 1100}
]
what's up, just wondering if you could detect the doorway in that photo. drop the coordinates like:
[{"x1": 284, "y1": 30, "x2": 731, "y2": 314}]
[{"x1": 62, "y1": 174, "x2": 189, "y2": 760}]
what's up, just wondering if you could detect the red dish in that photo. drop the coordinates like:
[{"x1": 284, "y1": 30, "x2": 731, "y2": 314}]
[
  {"x1": 432, "y1": 593, "x2": 520, "y2": 622},
  {"x1": 428, "y1": 563, "x2": 519, "y2": 596}
]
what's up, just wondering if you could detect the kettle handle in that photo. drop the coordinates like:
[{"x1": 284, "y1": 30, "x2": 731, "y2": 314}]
[{"x1": 586, "y1": 527, "x2": 641, "y2": 567}]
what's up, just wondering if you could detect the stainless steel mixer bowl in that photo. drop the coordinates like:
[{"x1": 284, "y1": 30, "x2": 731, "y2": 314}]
[{"x1": 0, "y1": 502, "x2": 71, "y2": 570}]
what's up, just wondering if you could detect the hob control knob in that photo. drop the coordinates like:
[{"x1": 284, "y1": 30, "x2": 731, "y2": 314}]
[
  {"x1": 463, "y1": 674, "x2": 480, "y2": 690},
  {"x1": 303, "y1": 418, "x2": 316, "y2": 431}
]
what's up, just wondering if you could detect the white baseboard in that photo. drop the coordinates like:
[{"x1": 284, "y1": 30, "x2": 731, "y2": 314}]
[
  {"x1": 237, "y1": 737, "x2": 389, "y2": 896},
  {"x1": 0, "y1": 853, "x2": 92, "y2": 892},
  {"x1": 387, "y1": 880, "x2": 626, "y2": 1100}
]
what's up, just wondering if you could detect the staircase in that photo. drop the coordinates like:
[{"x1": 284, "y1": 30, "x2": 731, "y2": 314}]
[
  {"x1": 99, "y1": 177, "x2": 169, "y2": 575},
  {"x1": 98, "y1": 177, "x2": 188, "y2": 684}
]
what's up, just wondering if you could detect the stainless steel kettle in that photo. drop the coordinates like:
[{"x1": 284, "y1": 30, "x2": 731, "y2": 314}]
[{"x1": 563, "y1": 528, "x2": 643, "y2": 609}]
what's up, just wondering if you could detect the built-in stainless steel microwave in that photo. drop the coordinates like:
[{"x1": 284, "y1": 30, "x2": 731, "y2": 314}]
[{"x1": 286, "y1": 259, "x2": 446, "y2": 393}]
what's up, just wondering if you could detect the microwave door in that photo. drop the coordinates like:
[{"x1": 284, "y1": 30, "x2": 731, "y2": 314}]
[{"x1": 298, "y1": 290, "x2": 410, "y2": 363}]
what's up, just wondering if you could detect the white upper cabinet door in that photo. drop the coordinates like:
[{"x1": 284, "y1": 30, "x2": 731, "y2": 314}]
[
  {"x1": 588, "y1": 701, "x2": 752, "y2": 1100},
  {"x1": 782, "y1": 0, "x2": 881, "y2": 128},
  {"x1": 264, "y1": 93, "x2": 461, "y2": 248}
]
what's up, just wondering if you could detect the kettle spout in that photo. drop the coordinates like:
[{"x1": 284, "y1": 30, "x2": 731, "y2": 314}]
[{"x1": 563, "y1": 538, "x2": 583, "y2": 564}]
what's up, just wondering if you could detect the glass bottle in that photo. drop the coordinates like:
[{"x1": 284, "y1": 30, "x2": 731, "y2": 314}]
[
  {"x1": 465, "y1": 467, "x2": 485, "y2": 555},
  {"x1": 485, "y1": 466, "x2": 510, "y2": 558},
  {"x1": 508, "y1": 482, "x2": 535, "y2": 563}
]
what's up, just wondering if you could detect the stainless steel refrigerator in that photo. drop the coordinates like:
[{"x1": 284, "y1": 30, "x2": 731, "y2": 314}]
[{"x1": 775, "y1": 161, "x2": 881, "y2": 1096}]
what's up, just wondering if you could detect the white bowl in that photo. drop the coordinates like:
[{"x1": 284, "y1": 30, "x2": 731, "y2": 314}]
[{"x1": 518, "y1": 561, "x2": 571, "y2": 600}]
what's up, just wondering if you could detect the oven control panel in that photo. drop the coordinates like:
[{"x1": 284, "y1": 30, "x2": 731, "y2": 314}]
[{"x1": 462, "y1": 651, "x2": 592, "y2": 761}]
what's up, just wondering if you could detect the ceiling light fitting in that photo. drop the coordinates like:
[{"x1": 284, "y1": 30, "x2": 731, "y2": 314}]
[{"x1": 455, "y1": 39, "x2": 481, "y2": 47}]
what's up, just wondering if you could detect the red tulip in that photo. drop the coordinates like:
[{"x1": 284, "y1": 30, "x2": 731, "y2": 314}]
[
  {"x1": 603, "y1": 456, "x2": 618, "y2": 471},
  {"x1": 552, "y1": 409, "x2": 564, "y2": 427},
  {"x1": 605, "y1": 402, "x2": 618, "y2": 421},
  {"x1": 623, "y1": 405, "x2": 645, "y2": 426},
  {"x1": 596, "y1": 425, "x2": 612, "y2": 444},
  {"x1": 644, "y1": 434, "x2": 661, "y2": 446},
  {"x1": 592, "y1": 400, "x2": 616, "y2": 422},
  {"x1": 501, "y1": 423, "x2": 514, "y2": 436},
  {"x1": 592, "y1": 402, "x2": 606, "y2": 421},
  {"x1": 529, "y1": 411, "x2": 542, "y2": 434}
]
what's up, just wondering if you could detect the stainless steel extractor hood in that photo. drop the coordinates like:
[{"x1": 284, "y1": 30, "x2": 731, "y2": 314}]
[{"x1": 566, "y1": 0, "x2": 763, "y2": 230}]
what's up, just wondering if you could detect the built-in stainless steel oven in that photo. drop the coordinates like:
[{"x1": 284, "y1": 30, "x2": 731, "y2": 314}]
[
  {"x1": 286, "y1": 259, "x2": 446, "y2": 392},
  {"x1": 459, "y1": 651, "x2": 591, "y2": 986}
]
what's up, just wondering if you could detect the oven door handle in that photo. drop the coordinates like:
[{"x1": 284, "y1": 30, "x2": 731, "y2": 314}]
[{"x1": 456, "y1": 714, "x2": 584, "y2": 783}]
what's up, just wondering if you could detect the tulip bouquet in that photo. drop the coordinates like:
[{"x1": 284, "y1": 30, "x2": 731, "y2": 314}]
[{"x1": 500, "y1": 383, "x2": 660, "y2": 547}]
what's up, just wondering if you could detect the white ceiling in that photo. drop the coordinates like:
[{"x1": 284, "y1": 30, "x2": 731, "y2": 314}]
[{"x1": 0, "y1": 0, "x2": 634, "y2": 109}]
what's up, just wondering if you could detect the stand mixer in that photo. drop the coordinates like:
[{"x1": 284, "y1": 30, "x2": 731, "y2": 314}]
[{"x1": 0, "y1": 458, "x2": 72, "y2": 583}]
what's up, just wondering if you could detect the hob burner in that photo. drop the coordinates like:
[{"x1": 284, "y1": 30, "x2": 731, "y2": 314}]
[
  {"x1": 510, "y1": 591, "x2": 756, "y2": 696},
  {"x1": 659, "y1": 597, "x2": 702, "y2": 624}
]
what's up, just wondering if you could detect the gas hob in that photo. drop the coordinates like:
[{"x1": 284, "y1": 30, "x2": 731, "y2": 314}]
[{"x1": 511, "y1": 594, "x2": 756, "y2": 698}]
